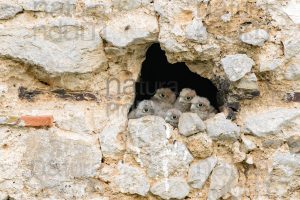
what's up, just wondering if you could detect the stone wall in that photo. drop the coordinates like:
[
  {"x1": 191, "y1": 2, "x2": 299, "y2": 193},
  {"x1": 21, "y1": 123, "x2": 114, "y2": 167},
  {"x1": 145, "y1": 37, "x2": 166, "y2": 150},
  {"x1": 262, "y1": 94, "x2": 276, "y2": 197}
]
[{"x1": 0, "y1": 0, "x2": 300, "y2": 199}]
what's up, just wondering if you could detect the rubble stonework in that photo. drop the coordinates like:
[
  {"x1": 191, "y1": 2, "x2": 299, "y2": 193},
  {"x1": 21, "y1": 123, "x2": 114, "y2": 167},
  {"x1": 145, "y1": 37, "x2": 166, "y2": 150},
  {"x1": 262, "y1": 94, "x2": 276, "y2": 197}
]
[{"x1": 0, "y1": 0, "x2": 300, "y2": 199}]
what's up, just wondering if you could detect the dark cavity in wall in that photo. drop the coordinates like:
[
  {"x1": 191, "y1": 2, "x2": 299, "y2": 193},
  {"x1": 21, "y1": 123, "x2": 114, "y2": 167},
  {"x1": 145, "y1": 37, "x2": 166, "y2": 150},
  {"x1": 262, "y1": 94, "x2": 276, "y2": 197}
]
[{"x1": 133, "y1": 43, "x2": 219, "y2": 109}]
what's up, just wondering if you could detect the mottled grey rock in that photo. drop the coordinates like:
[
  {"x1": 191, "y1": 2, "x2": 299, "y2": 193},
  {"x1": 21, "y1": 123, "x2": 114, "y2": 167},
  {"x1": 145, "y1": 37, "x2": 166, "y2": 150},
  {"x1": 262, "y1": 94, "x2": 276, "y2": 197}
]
[
  {"x1": 236, "y1": 73, "x2": 259, "y2": 90},
  {"x1": 146, "y1": 141, "x2": 193, "y2": 178},
  {"x1": 178, "y1": 113, "x2": 206, "y2": 136},
  {"x1": 208, "y1": 162, "x2": 238, "y2": 200},
  {"x1": 113, "y1": 163, "x2": 150, "y2": 196},
  {"x1": 206, "y1": 113, "x2": 240, "y2": 141},
  {"x1": 0, "y1": 18, "x2": 107, "y2": 74},
  {"x1": 259, "y1": 58, "x2": 282, "y2": 72},
  {"x1": 244, "y1": 108, "x2": 300, "y2": 137},
  {"x1": 99, "y1": 114, "x2": 127, "y2": 157},
  {"x1": 221, "y1": 54, "x2": 255, "y2": 81},
  {"x1": 240, "y1": 29, "x2": 269, "y2": 46},
  {"x1": 128, "y1": 116, "x2": 193, "y2": 178},
  {"x1": 283, "y1": 34, "x2": 300, "y2": 59},
  {"x1": 188, "y1": 156, "x2": 218, "y2": 189},
  {"x1": 185, "y1": 17, "x2": 208, "y2": 43},
  {"x1": 241, "y1": 135, "x2": 256, "y2": 152},
  {"x1": 0, "y1": 192, "x2": 8, "y2": 200},
  {"x1": 23, "y1": 131, "x2": 102, "y2": 189},
  {"x1": 287, "y1": 135, "x2": 300, "y2": 153},
  {"x1": 269, "y1": 152, "x2": 300, "y2": 197},
  {"x1": 150, "y1": 177, "x2": 190, "y2": 200},
  {"x1": 0, "y1": 3, "x2": 23, "y2": 20},
  {"x1": 285, "y1": 61, "x2": 300, "y2": 81},
  {"x1": 101, "y1": 10, "x2": 158, "y2": 47}
]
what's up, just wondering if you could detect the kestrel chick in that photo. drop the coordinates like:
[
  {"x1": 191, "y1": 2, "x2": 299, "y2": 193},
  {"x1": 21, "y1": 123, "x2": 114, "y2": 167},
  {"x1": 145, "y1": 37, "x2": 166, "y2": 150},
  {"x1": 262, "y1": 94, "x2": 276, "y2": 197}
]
[
  {"x1": 151, "y1": 88, "x2": 176, "y2": 104},
  {"x1": 190, "y1": 96, "x2": 217, "y2": 120},
  {"x1": 165, "y1": 108, "x2": 182, "y2": 127},
  {"x1": 174, "y1": 88, "x2": 197, "y2": 112},
  {"x1": 151, "y1": 88, "x2": 176, "y2": 117},
  {"x1": 128, "y1": 100, "x2": 155, "y2": 119}
]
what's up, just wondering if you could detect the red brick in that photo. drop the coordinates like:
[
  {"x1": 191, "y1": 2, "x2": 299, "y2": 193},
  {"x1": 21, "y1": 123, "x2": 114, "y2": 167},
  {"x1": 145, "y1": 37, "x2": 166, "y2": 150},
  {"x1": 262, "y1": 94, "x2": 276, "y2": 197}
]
[{"x1": 20, "y1": 116, "x2": 54, "y2": 127}]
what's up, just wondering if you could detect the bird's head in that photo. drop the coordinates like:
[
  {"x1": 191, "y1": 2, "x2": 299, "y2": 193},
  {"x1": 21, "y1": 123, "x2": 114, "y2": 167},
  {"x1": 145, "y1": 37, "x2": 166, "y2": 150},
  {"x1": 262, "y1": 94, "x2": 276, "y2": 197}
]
[
  {"x1": 153, "y1": 88, "x2": 176, "y2": 104},
  {"x1": 136, "y1": 100, "x2": 155, "y2": 117},
  {"x1": 165, "y1": 109, "x2": 182, "y2": 126},
  {"x1": 178, "y1": 88, "x2": 196, "y2": 104},
  {"x1": 190, "y1": 96, "x2": 211, "y2": 112}
]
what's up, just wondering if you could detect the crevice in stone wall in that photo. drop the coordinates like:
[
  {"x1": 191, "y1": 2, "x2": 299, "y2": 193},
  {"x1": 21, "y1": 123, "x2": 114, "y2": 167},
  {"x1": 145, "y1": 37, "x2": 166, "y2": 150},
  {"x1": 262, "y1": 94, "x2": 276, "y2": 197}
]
[{"x1": 131, "y1": 43, "x2": 220, "y2": 111}]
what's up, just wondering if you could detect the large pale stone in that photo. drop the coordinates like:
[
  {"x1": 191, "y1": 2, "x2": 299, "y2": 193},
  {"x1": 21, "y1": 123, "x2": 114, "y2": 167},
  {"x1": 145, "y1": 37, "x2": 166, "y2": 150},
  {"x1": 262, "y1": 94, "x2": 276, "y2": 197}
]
[
  {"x1": 285, "y1": 59, "x2": 300, "y2": 81},
  {"x1": 240, "y1": 29, "x2": 269, "y2": 46},
  {"x1": 128, "y1": 116, "x2": 193, "y2": 177},
  {"x1": 221, "y1": 54, "x2": 255, "y2": 81},
  {"x1": 268, "y1": 152, "x2": 300, "y2": 197},
  {"x1": 99, "y1": 113, "x2": 127, "y2": 157},
  {"x1": 188, "y1": 156, "x2": 218, "y2": 189},
  {"x1": 0, "y1": 18, "x2": 107, "y2": 75},
  {"x1": 146, "y1": 141, "x2": 193, "y2": 178},
  {"x1": 178, "y1": 112, "x2": 206, "y2": 136},
  {"x1": 150, "y1": 177, "x2": 190, "y2": 200},
  {"x1": 206, "y1": 113, "x2": 240, "y2": 141},
  {"x1": 101, "y1": 10, "x2": 158, "y2": 47},
  {"x1": 208, "y1": 162, "x2": 238, "y2": 200},
  {"x1": 282, "y1": 0, "x2": 300, "y2": 24},
  {"x1": 23, "y1": 130, "x2": 102, "y2": 189},
  {"x1": 283, "y1": 34, "x2": 300, "y2": 59},
  {"x1": 185, "y1": 17, "x2": 208, "y2": 43},
  {"x1": 0, "y1": 2, "x2": 23, "y2": 20},
  {"x1": 244, "y1": 108, "x2": 300, "y2": 137},
  {"x1": 113, "y1": 163, "x2": 150, "y2": 196}
]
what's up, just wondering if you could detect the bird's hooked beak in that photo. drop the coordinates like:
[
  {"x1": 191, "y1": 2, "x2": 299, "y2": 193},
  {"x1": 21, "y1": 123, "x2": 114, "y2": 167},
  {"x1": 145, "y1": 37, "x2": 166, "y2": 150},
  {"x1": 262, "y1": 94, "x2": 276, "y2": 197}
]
[
  {"x1": 178, "y1": 96, "x2": 186, "y2": 103},
  {"x1": 190, "y1": 104, "x2": 197, "y2": 110}
]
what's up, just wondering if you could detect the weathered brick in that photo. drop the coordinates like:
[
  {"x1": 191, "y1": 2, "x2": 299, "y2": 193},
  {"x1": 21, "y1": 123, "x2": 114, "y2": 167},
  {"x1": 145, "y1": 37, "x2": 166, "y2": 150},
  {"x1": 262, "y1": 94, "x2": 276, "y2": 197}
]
[{"x1": 20, "y1": 115, "x2": 54, "y2": 127}]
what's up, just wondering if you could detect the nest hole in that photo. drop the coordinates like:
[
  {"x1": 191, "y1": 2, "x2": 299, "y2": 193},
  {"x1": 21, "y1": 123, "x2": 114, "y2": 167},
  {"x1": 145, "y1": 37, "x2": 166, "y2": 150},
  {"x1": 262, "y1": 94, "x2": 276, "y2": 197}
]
[{"x1": 132, "y1": 43, "x2": 219, "y2": 110}]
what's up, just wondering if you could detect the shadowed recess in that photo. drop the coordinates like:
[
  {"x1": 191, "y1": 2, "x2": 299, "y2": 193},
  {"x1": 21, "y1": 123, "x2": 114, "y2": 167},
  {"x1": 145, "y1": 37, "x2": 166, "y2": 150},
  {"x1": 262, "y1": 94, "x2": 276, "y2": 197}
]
[{"x1": 133, "y1": 43, "x2": 219, "y2": 109}]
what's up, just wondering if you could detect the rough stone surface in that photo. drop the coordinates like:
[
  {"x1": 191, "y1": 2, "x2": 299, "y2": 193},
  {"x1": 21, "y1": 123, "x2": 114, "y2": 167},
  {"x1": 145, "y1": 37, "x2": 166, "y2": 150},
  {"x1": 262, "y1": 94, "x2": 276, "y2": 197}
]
[
  {"x1": 208, "y1": 162, "x2": 238, "y2": 200},
  {"x1": 240, "y1": 29, "x2": 269, "y2": 46},
  {"x1": 0, "y1": 0, "x2": 300, "y2": 199},
  {"x1": 178, "y1": 112, "x2": 206, "y2": 136},
  {"x1": 221, "y1": 54, "x2": 255, "y2": 81},
  {"x1": 113, "y1": 163, "x2": 150, "y2": 196},
  {"x1": 268, "y1": 152, "x2": 300, "y2": 198},
  {"x1": 283, "y1": 32, "x2": 300, "y2": 59},
  {"x1": 0, "y1": 2, "x2": 23, "y2": 20},
  {"x1": 101, "y1": 10, "x2": 159, "y2": 47},
  {"x1": 128, "y1": 116, "x2": 193, "y2": 177},
  {"x1": 244, "y1": 108, "x2": 300, "y2": 137},
  {"x1": 287, "y1": 135, "x2": 300, "y2": 153},
  {"x1": 187, "y1": 133, "x2": 213, "y2": 159},
  {"x1": 150, "y1": 177, "x2": 190, "y2": 200},
  {"x1": 188, "y1": 156, "x2": 218, "y2": 189},
  {"x1": 236, "y1": 73, "x2": 259, "y2": 90},
  {"x1": 0, "y1": 20, "x2": 108, "y2": 75},
  {"x1": 23, "y1": 131, "x2": 102, "y2": 189},
  {"x1": 206, "y1": 113, "x2": 240, "y2": 141},
  {"x1": 285, "y1": 59, "x2": 300, "y2": 81}
]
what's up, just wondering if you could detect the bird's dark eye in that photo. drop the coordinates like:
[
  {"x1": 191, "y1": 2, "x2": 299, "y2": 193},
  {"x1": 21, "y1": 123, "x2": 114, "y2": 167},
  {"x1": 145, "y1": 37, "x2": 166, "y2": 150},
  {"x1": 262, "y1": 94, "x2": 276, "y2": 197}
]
[
  {"x1": 159, "y1": 93, "x2": 166, "y2": 98},
  {"x1": 172, "y1": 115, "x2": 177, "y2": 119},
  {"x1": 143, "y1": 108, "x2": 149, "y2": 113},
  {"x1": 197, "y1": 103, "x2": 203, "y2": 107},
  {"x1": 186, "y1": 96, "x2": 192, "y2": 100}
]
